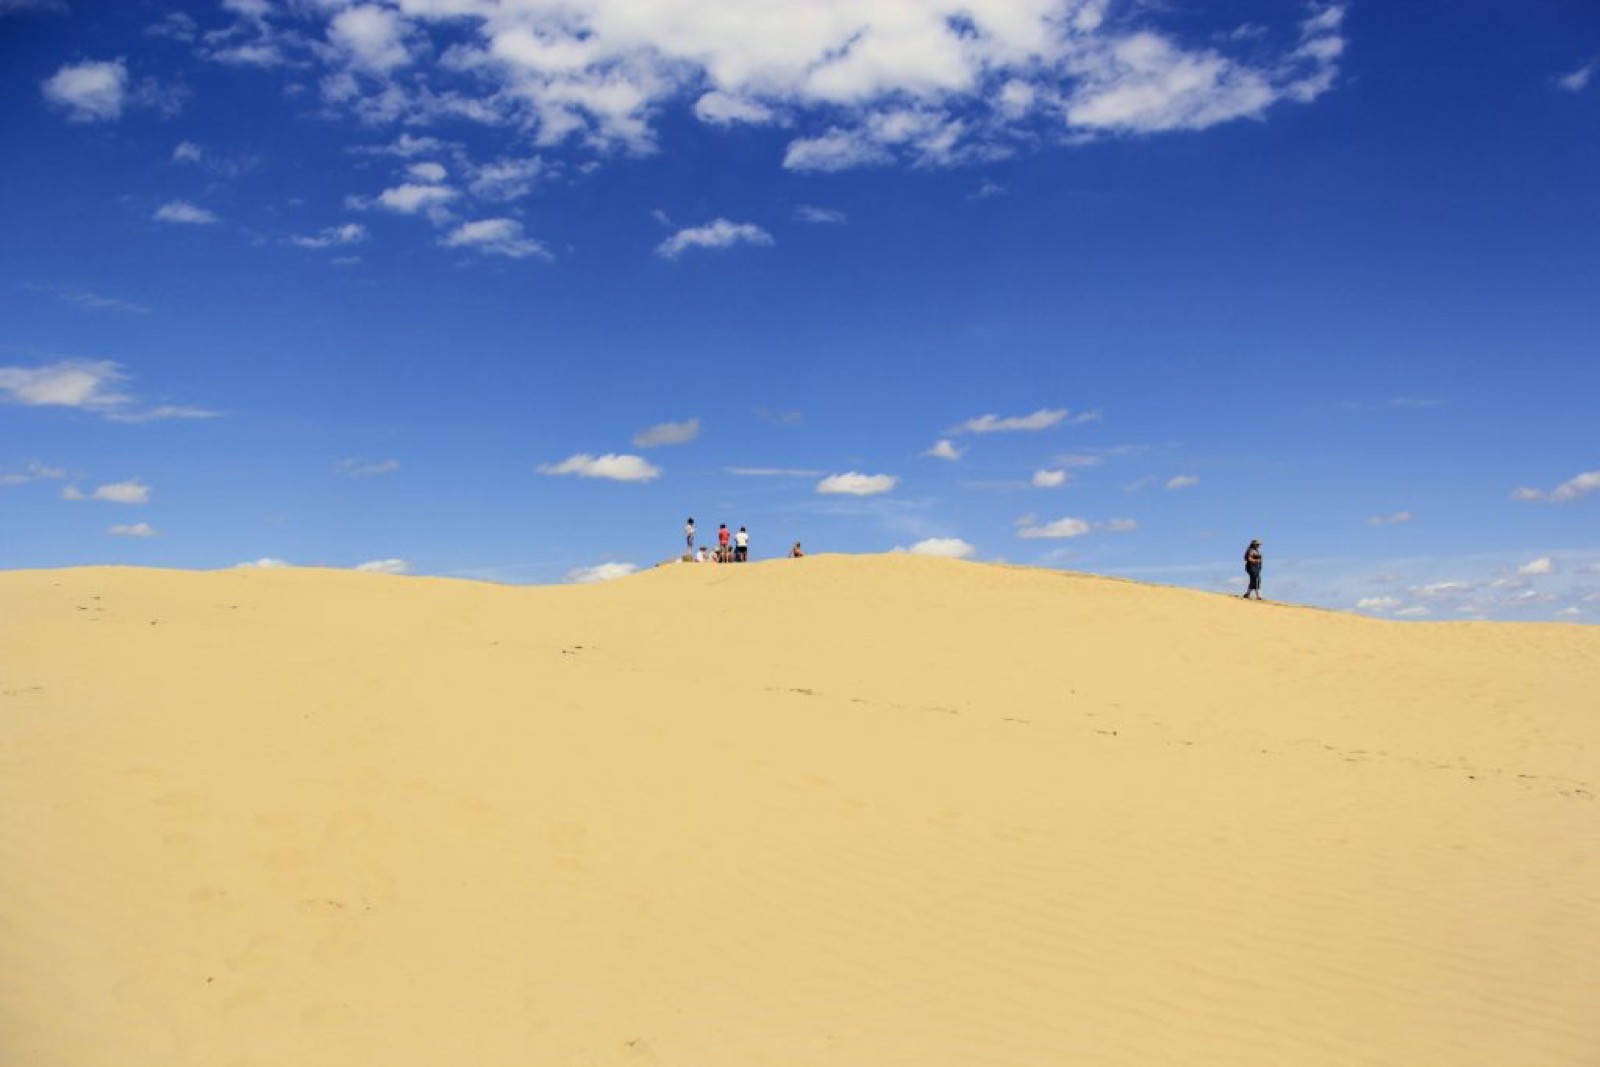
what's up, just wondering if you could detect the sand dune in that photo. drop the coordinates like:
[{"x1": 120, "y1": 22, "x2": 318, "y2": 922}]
[{"x1": 3, "y1": 555, "x2": 1596, "y2": 1065}]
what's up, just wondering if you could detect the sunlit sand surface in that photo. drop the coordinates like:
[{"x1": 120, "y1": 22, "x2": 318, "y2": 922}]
[{"x1": 3, "y1": 556, "x2": 1596, "y2": 1065}]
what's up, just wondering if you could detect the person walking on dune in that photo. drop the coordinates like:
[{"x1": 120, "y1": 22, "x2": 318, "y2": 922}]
[{"x1": 1242, "y1": 539, "x2": 1264, "y2": 600}]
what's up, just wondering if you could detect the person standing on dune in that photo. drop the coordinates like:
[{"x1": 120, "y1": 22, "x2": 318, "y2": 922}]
[
  {"x1": 685, "y1": 517, "x2": 696, "y2": 560},
  {"x1": 1242, "y1": 539, "x2": 1264, "y2": 600}
]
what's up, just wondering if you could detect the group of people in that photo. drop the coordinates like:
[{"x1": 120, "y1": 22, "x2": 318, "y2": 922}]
[{"x1": 684, "y1": 518, "x2": 803, "y2": 564}]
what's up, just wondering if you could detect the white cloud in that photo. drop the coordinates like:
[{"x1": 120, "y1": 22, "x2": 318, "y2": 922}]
[
  {"x1": 903, "y1": 537, "x2": 975, "y2": 559},
  {"x1": 155, "y1": 201, "x2": 219, "y2": 225},
  {"x1": 694, "y1": 91, "x2": 775, "y2": 125},
  {"x1": 1555, "y1": 606, "x2": 1585, "y2": 619},
  {"x1": 952, "y1": 408, "x2": 1095, "y2": 434},
  {"x1": 972, "y1": 180, "x2": 1007, "y2": 199},
  {"x1": 292, "y1": 223, "x2": 368, "y2": 248},
  {"x1": 337, "y1": 457, "x2": 399, "y2": 478},
  {"x1": 1412, "y1": 580, "x2": 1472, "y2": 598},
  {"x1": 1394, "y1": 605, "x2": 1431, "y2": 618},
  {"x1": 1366, "y1": 510, "x2": 1414, "y2": 525},
  {"x1": 1, "y1": 461, "x2": 68, "y2": 486},
  {"x1": 795, "y1": 205, "x2": 847, "y2": 224},
  {"x1": 0, "y1": 359, "x2": 213, "y2": 421},
  {"x1": 1356, "y1": 596, "x2": 1401, "y2": 613},
  {"x1": 468, "y1": 158, "x2": 545, "y2": 201},
  {"x1": 42, "y1": 60, "x2": 127, "y2": 122},
  {"x1": 924, "y1": 439, "x2": 963, "y2": 461},
  {"x1": 633, "y1": 417, "x2": 700, "y2": 448},
  {"x1": 65, "y1": 479, "x2": 151, "y2": 504},
  {"x1": 1557, "y1": 61, "x2": 1595, "y2": 93},
  {"x1": 441, "y1": 218, "x2": 550, "y2": 258},
  {"x1": 1165, "y1": 474, "x2": 1200, "y2": 490},
  {"x1": 816, "y1": 472, "x2": 898, "y2": 496},
  {"x1": 235, "y1": 557, "x2": 292, "y2": 569},
  {"x1": 569, "y1": 562, "x2": 639, "y2": 583},
  {"x1": 656, "y1": 218, "x2": 774, "y2": 259},
  {"x1": 1016, "y1": 516, "x2": 1090, "y2": 539},
  {"x1": 372, "y1": 183, "x2": 457, "y2": 214},
  {"x1": 173, "y1": 140, "x2": 204, "y2": 163},
  {"x1": 356, "y1": 558, "x2": 412, "y2": 574},
  {"x1": 784, "y1": 128, "x2": 893, "y2": 171},
  {"x1": 408, "y1": 161, "x2": 447, "y2": 183},
  {"x1": 1513, "y1": 470, "x2": 1600, "y2": 503},
  {"x1": 1517, "y1": 557, "x2": 1555, "y2": 577},
  {"x1": 1100, "y1": 517, "x2": 1138, "y2": 533},
  {"x1": 329, "y1": 4, "x2": 412, "y2": 72},
  {"x1": 538, "y1": 453, "x2": 661, "y2": 482},
  {"x1": 1032, "y1": 469, "x2": 1068, "y2": 488},
  {"x1": 29, "y1": 285, "x2": 150, "y2": 315},
  {"x1": 109, "y1": 522, "x2": 159, "y2": 538}
]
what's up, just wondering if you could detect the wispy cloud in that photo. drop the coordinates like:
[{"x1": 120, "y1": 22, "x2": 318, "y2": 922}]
[
  {"x1": 336, "y1": 457, "x2": 399, "y2": 478},
  {"x1": 538, "y1": 453, "x2": 661, "y2": 482},
  {"x1": 816, "y1": 472, "x2": 898, "y2": 496},
  {"x1": 0, "y1": 359, "x2": 215, "y2": 422},
  {"x1": 924, "y1": 439, "x2": 963, "y2": 460},
  {"x1": 1517, "y1": 557, "x2": 1555, "y2": 577},
  {"x1": 27, "y1": 284, "x2": 149, "y2": 315},
  {"x1": 356, "y1": 558, "x2": 412, "y2": 574},
  {"x1": 1165, "y1": 474, "x2": 1200, "y2": 490},
  {"x1": 951, "y1": 408, "x2": 1097, "y2": 434},
  {"x1": 795, "y1": 205, "x2": 847, "y2": 224},
  {"x1": 633, "y1": 418, "x2": 700, "y2": 448},
  {"x1": 155, "y1": 201, "x2": 219, "y2": 225},
  {"x1": 1557, "y1": 59, "x2": 1596, "y2": 93},
  {"x1": 292, "y1": 223, "x2": 367, "y2": 249},
  {"x1": 1366, "y1": 510, "x2": 1414, "y2": 526},
  {"x1": 656, "y1": 219, "x2": 774, "y2": 259},
  {"x1": 1513, "y1": 470, "x2": 1600, "y2": 503},
  {"x1": 1015, "y1": 514, "x2": 1137, "y2": 539},
  {"x1": 109, "y1": 522, "x2": 159, "y2": 537},
  {"x1": 1, "y1": 461, "x2": 67, "y2": 486},
  {"x1": 1032, "y1": 469, "x2": 1068, "y2": 488}
]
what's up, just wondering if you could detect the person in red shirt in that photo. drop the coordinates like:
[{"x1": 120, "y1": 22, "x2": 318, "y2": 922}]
[{"x1": 717, "y1": 523, "x2": 730, "y2": 562}]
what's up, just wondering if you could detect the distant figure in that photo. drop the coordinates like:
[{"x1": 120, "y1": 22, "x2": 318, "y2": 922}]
[
  {"x1": 696, "y1": 546, "x2": 710, "y2": 563},
  {"x1": 718, "y1": 524, "x2": 730, "y2": 558},
  {"x1": 1242, "y1": 539, "x2": 1263, "y2": 600},
  {"x1": 686, "y1": 517, "x2": 696, "y2": 558},
  {"x1": 735, "y1": 526, "x2": 749, "y2": 562},
  {"x1": 791, "y1": 542, "x2": 804, "y2": 558}
]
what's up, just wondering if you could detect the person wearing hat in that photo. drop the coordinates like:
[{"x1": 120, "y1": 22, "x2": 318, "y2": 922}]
[{"x1": 1242, "y1": 539, "x2": 1264, "y2": 600}]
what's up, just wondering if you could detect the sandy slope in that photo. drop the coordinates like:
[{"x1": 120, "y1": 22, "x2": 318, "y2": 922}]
[{"x1": 2, "y1": 555, "x2": 1596, "y2": 1066}]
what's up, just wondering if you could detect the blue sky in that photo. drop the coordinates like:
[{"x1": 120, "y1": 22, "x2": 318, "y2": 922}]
[{"x1": 2, "y1": 0, "x2": 1597, "y2": 620}]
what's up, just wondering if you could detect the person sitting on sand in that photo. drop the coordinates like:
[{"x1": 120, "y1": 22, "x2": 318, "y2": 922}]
[
  {"x1": 790, "y1": 542, "x2": 804, "y2": 558},
  {"x1": 1242, "y1": 539, "x2": 1263, "y2": 600}
]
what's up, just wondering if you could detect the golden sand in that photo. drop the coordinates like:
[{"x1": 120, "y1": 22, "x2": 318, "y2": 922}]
[{"x1": 3, "y1": 556, "x2": 1596, "y2": 1065}]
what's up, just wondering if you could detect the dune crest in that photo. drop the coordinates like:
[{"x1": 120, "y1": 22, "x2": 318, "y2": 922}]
[{"x1": 3, "y1": 557, "x2": 1597, "y2": 1066}]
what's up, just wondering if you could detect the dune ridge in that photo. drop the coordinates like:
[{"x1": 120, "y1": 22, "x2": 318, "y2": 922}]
[{"x1": 3, "y1": 556, "x2": 1597, "y2": 1066}]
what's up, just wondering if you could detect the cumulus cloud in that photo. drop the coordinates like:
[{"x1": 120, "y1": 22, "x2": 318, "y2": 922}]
[
  {"x1": 109, "y1": 522, "x2": 159, "y2": 538},
  {"x1": 42, "y1": 60, "x2": 128, "y2": 122},
  {"x1": 370, "y1": 184, "x2": 457, "y2": 214},
  {"x1": 902, "y1": 537, "x2": 975, "y2": 559},
  {"x1": 64, "y1": 479, "x2": 151, "y2": 504},
  {"x1": 155, "y1": 201, "x2": 219, "y2": 225},
  {"x1": 1032, "y1": 469, "x2": 1068, "y2": 488},
  {"x1": 1512, "y1": 470, "x2": 1600, "y2": 503},
  {"x1": 924, "y1": 439, "x2": 963, "y2": 461},
  {"x1": 816, "y1": 472, "x2": 898, "y2": 496},
  {"x1": 0, "y1": 359, "x2": 214, "y2": 421},
  {"x1": 180, "y1": 2, "x2": 1348, "y2": 170},
  {"x1": 441, "y1": 218, "x2": 550, "y2": 258},
  {"x1": 1165, "y1": 474, "x2": 1199, "y2": 490},
  {"x1": 1015, "y1": 515, "x2": 1135, "y2": 538},
  {"x1": 656, "y1": 219, "x2": 773, "y2": 259},
  {"x1": 1516, "y1": 557, "x2": 1555, "y2": 577},
  {"x1": 408, "y1": 161, "x2": 447, "y2": 183},
  {"x1": 539, "y1": 453, "x2": 661, "y2": 482},
  {"x1": 951, "y1": 408, "x2": 1096, "y2": 434},
  {"x1": 235, "y1": 557, "x2": 292, "y2": 569},
  {"x1": 1366, "y1": 511, "x2": 1414, "y2": 526},
  {"x1": 569, "y1": 561, "x2": 639, "y2": 583},
  {"x1": 633, "y1": 418, "x2": 700, "y2": 448},
  {"x1": 356, "y1": 558, "x2": 412, "y2": 574}
]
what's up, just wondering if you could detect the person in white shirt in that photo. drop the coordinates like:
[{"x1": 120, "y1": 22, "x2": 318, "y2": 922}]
[{"x1": 734, "y1": 526, "x2": 749, "y2": 562}]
